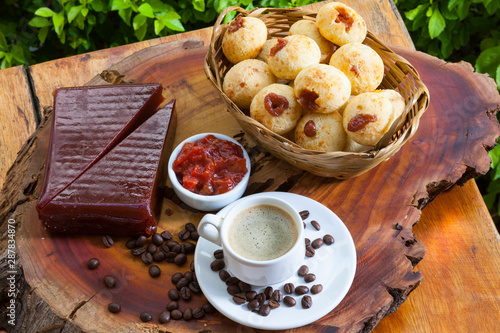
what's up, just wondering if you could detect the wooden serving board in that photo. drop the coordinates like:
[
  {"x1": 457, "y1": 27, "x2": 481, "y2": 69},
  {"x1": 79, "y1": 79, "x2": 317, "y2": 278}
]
[{"x1": 1, "y1": 36, "x2": 499, "y2": 333}]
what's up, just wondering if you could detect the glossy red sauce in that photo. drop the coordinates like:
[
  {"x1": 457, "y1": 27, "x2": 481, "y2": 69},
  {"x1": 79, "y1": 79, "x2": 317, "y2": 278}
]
[
  {"x1": 298, "y1": 89, "x2": 319, "y2": 112},
  {"x1": 270, "y1": 38, "x2": 287, "y2": 56},
  {"x1": 347, "y1": 114, "x2": 377, "y2": 132},
  {"x1": 172, "y1": 135, "x2": 248, "y2": 195},
  {"x1": 335, "y1": 7, "x2": 354, "y2": 32},
  {"x1": 304, "y1": 120, "x2": 317, "y2": 137},
  {"x1": 228, "y1": 16, "x2": 244, "y2": 33},
  {"x1": 264, "y1": 93, "x2": 289, "y2": 116}
]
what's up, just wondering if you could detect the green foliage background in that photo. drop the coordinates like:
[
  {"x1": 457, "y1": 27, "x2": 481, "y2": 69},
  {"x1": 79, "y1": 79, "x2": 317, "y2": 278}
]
[{"x1": 1, "y1": 0, "x2": 499, "y2": 222}]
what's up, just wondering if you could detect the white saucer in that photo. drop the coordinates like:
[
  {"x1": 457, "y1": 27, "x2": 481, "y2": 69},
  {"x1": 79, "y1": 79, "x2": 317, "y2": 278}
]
[{"x1": 194, "y1": 192, "x2": 357, "y2": 330}]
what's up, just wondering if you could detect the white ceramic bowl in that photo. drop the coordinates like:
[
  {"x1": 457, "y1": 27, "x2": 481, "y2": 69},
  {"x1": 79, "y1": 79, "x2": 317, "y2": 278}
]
[{"x1": 167, "y1": 133, "x2": 251, "y2": 211}]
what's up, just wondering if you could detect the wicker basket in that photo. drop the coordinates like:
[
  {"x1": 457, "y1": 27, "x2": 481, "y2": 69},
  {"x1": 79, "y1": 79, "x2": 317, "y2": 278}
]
[{"x1": 204, "y1": 5, "x2": 429, "y2": 179}]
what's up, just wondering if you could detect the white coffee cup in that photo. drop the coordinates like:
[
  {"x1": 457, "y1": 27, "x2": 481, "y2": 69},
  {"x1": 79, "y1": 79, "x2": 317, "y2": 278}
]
[{"x1": 198, "y1": 195, "x2": 305, "y2": 286}]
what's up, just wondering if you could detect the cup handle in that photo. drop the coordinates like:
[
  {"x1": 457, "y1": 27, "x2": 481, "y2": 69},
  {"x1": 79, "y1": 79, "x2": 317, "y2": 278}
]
[{"x1": 198, "y1": 214, "x2": 223, "y2": 246}]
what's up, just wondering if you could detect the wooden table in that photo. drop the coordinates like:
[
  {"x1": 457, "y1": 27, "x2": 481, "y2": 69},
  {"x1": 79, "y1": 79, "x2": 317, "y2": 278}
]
[{"x1": 1, "y1": 1, "x2": 500, "y2": 332}]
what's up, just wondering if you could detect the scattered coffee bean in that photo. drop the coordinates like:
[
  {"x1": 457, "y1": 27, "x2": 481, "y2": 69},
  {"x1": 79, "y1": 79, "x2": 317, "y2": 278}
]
[
  {"x1": 152, "y1": 233, "x2": 164, "y2": 246},
  {"x1": 190, "y1": 231, "x2": 199, "y2": 241},
  {"x1": 255, "y1": 293, "x2": 266, "y2": 306},
  {"x1": 176, "y1": 277, "x2": 189, "y2": 290},
  {"x1": 238, "y1": 281, "x2": 251, "y2": 293},
  {"x1": 214, "y1": 249, "x2": 224, "y2": 259},
  {"x1": 259, "y1": 304, "x2": 271, "y2": 316},
  {"x1": 247, "y1": 299, "x2": 259, "y2": 311},
  {"x1": 141, "y1": 252, "x2": 153, "y2": 265},
  {"x1": 323, "y1": 234, "x2": 334, "y2": 245},
  {"x1": 165, "y1": 252, "x2": 177, "y2": 263},
  {"x1": 190, "y1": 260, "x2": 195, "y2": 272},
  {"x1": 192, "y1": 271, "x2": 198, "y2": 282},
  {"x1": 140, "y1": 312, "x2": 152, "y2": 322},
  {"x1": 227, "y1": 284, "x2": 241, "y2": 295},
  {"x1": 305, "y1": 246, "x2": 315, "y2": 257},
  {"x1": 189, "y1": 281, "x2": 201, "y2": 294},
  {"x1": 311, "y1": 284, "x2": 323, "y2": 294},
  {"x1": 147, "y1": 243, "x2": 157, "y2": 254},
  {"x1": 264, "y1": 286, "x2": 273, "y2": 299},
  {"x1": 298, "y1": 265, "x2": 309, "y2": 277},
  {"x1": 299, "y1": 210, "x2": 310, "y2": 220},
  {"x1": 295, "y1": 285, "x2": 309, "y2": 295},
  {"x1": 183, "y1": 308, "x2": 193, "y2": 321},
  {"x1": 171, "y1": 244, "x2": 182, "y2": 253},
  {"x1": 102, "y1": 235, "x2": 114, "y2": 248},
  {"x1": 193, "y1": 307, "x2": 205, "y2": 319},
  {"x1": 284, "y1": 296, "x2": 296, "y2": 307},
  {"x1": 225, "y1": 276, "x2": 240, "y2": 285},
  {"x1": 108, "y1": 302, "x2": 121, "y2": 313},
  {"x1": 233, "y1": 293, "x2": 247, "y2": 304},
  {"x1": 183, "y1": 242, "x2": 196, "y2": 254},
  {"x1": 304, "y1": 273, "x2": 316, "y2": 283},
  {"x1": 246, "y1": 291, "x2": 257, "y2": 301},
  {"x1": 311, "y1": 220, "x2": 321, "y2": 230},
  {"x1": 158, "y1": 310, "x2": 170, "y2": 324},
  {"x1": 219, "y1": 270, "x2": 230, "y2": 282},
  {"x1": 273, "y1": 290, "x2": 284, "y2": 302},
  {"x1": 305, "y1": 238, "x2": 311, "y2": 246},
  {"x1": 161, "y1": 230, "x2": 173, "y2": 241},
  {"x1": 284, "y1": 283, "x2": 295, "y2": 294},
  {"x1": 202, "y1": 303, "x2": 216, "y2": 314},
  {"x1": 269, "y1": 300, "x2": 280, "y2": 309},
  {"x1": 174, "y1": 253, "x2": 187, "y2": 266},
  {"x1": 184, "y1": 271, "x2": 194, "y2": 282},
  {"x1": 171, "y1": 309, "x2": 183, "y2": 320},
  {"x1": 87, "y1": 258, "x2": 100, "y2": 270},
  {"x1": 103, "y1": 275, "x2": 116, "y2": 289},
  {"x1": 131, "y1": 247, "x2": 146, "y2": 256},
  {"x1": 153, "y1": 251, "x2": 165, "y2": 262},
  {"x1": 160, "y1": 244, "x2": 170, "y2": 253},
  {"x1": 168, "y1": 289, "x2": 180, "y2": 301},
  {"x1": 185, "y1": 223, "x2": 196, "y2": 232},
  {"x1": 126, "y1": 238, "x2": 137, "y2": 249},
  {"x1": 136, "y1": 235, "x2": 147, "y2": 247},
  {"x1": 302, "y1": 295, "x2": 312, "y2": 309},
  {"x1": 210, "y1": 259, "x2": 225, "y2": 271},
  {"x1": 179, "y1": 229, "x2": 190, "y2": 241},
  {"x1": 312, "y1": 238, "x2": 324, "y2": 249},
  {"x1": 180, "y1": 286, "x2": 192, "y2": 300},
  {"x1": 149, "y1": 265, "x2": 161, "y2": 278},
  {"x1": 166, "y1": 240, "x2": 179, "y2": 248},
  {"x1": 166, "y1": 301, "x2": 178, "y2": 311}
]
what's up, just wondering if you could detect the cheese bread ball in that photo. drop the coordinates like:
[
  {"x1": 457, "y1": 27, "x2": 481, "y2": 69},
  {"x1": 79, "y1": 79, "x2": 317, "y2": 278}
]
[
  {"x1": 316, "y1": 2, "x2": 367, "y2": 46},
  {"x1": 295, "y1": 111, "x2": 346, "y2": 152},
  {"x1": 222, "y1": 16, "x2": 268, "y2": 64},
  {"x1": 375, "y1": 89, "x2": 405, "y2": 119},
  {"x1": 289, "y1": 19, "x2": 335, "y2": 63},
  {"x1": 343, "y1": 92, "x2": 394, "y2": 146},
  {"x1": 250, "y1": 84, "x2": 302, "y2": 135},
  {"x1": 329, "y1": 43, "x2": 384, "y2": 95},
  {"x1": 267, "y1": 35, "x2": 321, "y2": 80},
  {"x1": 294, "y1": 64, "x2": 351, "y2": 114},
  {"x1": 343, "y1": 136, "x2": 372, "y2": 152},
  {"x1": 223, "y1": 59, "x2": 276, "y2": 109},
  {"x1": 256, "y1": 38, "x2": 277, "y2": 63}
]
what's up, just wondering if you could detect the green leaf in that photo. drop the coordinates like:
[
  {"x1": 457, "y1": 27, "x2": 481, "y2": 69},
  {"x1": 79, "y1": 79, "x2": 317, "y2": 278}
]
[
  {"x1": 52, "y1": 13, "x2": 65, "y2": 35},
  {"x1": 81, "y1": 7, "x2": 89, "y2": 17},
  {"x1": 192, "y1": 0, "x2": 205, "y2": 11},
  {"x1": 11, "y1": 44, "x2": 25, "y2": 64},
  {"x1": 0, "y1": 51, "x2": 5, "y2": 59},
  {"x1": 459, "y1": 26, "x2": 470, "y2": 47},
  {"x1": 119, "y1": 8, "x2": 132, "y2": 25},
  {"x1": 38, "y1": 26, "x2": 49, "y2": 43},
  {"x1": 457, "y1": 1, "x2": 469, "y2": 21},
  {"x1": 404, "y1": 4, "x2": 428, "y2": 21},
  {"x1": 29, "y1": 16, "x2": 52, "y2": 28},
  {"x1": 1, "y1": 57, "x2": 11, "y2": 69},
  {"x1": 134, "y1": 21, "x2": 147, "y2": 40},
  {"x1": 490, "y1": 144, "x2": 500, "y2": 169},
  {"x1": 90, "y1": 0, "x2": 104, "y2": 12},
  {"x1": 133, "y1": 13, "x2": 147, "y2": 31},
  {"x1": 164, "y1": 18, "x2": 184, "y2": 32},
  {"x1": 448, "y1": 0, "x2": 461, "y2": 10},
  {"x1": 485, "y1": 0, "x2": 498, "y2": 15},
  {"x1": 428, "y1": 8, "x2": 445, "y2": 39},
  {"x1": 67, "y1": 5, "x2": 82, "y2": 23},
  {"x1": 496, "y1": 64, "x2": 500, "y2": 88},
  {"x1": 0, "y1": 31, "x2": 8, "y2": 51},
  {"x1": 217, "y1": 0, "x2": 229, "y2": 12},
  {"x1": 35, "y1": 7, "x2": 56, "y2": 17},
  {"x1": 154, "y1": 19, "x2": 165, "y2": 35},
  {"x1": 476, "y1": 46, "x2": 500, "y2": 78},
  {"x1": 480, "y1": 38, "x2": 499, "y2": 51},
  {"x1": 483, "y1": 191, "x2": 497, "y2": 209},
  {"x1": 87, "y1": 14, "x2": 96, "y2": 25},
  {"x1": 440, "y1": 2, "x2": 458, "y2": 20},
  {"x1": 138, "y1": 3, "x2": 154, "y2": 18},
  {"x1": 111, "y1": 0, "x2": 130, "y2": 10}
]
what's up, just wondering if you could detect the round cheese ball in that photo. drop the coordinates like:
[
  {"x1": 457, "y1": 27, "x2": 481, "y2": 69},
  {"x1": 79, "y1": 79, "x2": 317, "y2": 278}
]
[
  {"x1": 294, "y1": 64, "x2": 351, "y2": 114},
  {"x1": 250, "y1": 84, "x2": 302, "y2": 135},
  {"x1": 375, "y1": 89, "x2": 405, "y2": 119},
  {"x1": 343, "y1": 92, "x2": 394, "y2": 146},
  {"x1": 316, "y1": 2, "x2": 367, "y2": 46},
  {"x1": 289, "y1": 19, "x2": 335, "y2": 64},
  {"x1": 295, "y1": 111, "x2": 346, "y2": 152},
  {"x1": 267, "y1": 35, "x2": 321, "y2": 80},
  {"x1": 343, "y1": 136, "x2": 372, "y2": 152},
  {"x1": 223, "y1": 59, "x2": 276, "y2": 109},
  {"x1": 222, "y1": 16, "x2": 268, "y2": 64},
  {"x1": 256, "y1": 38, "x2": 277, "y2": 63},
  {"x1": 329, "y1": 43, "x2": 384, "y2": 95}
]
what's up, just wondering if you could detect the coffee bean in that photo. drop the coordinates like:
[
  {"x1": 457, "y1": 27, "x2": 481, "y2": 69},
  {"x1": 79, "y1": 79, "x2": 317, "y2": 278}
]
[
  {"x1": 183, "y1": 308, "x2": 193, "y2": 321},
  {"x1": 180, "y1": 286, "x2": 192, "y2": 300},
  {"x1": 189, "y1": 281, "x2": 201, "y2": 294},
  {"x1": 168, "y1": 289, "x2": 180, "y2": 301},
  {"x1": 131, "y1": 247, "x2": 146, "y2": 256},
  {"x1": 299, "y1": 210, "x2": 310, "y2": 220},
  {"x1": 311, "y1": 220, "x2": 321, "y2": 230},
  {"x1": 311, "y1": 284, "x2": 323, "y2": 294},
  {"x1": 247, "y1": 299, "x2": 259, "y2": 311},
  {"x1": 305, "y1": 238, "x2": 311, "y2": 246},
  {"x1": 312, "y1": 238, "x2": 324, "y2": 249},
  {"x1": 272, "y1": 290, "x2": 283, "y2": 302},
  {"x1": 158, "y1": 310, "x2": 170, "y2": 324},
  {"x1": 295, "y1": 285, "x2": 309, "y2": 295},
  {"x1": 211, "y1": 259, "x2": 225, "y2": 271},
  {"x1": 302, "y1": 295, "x2": 313, "y2": 309},
  {"x1": 269, "y1": 300, "x2": 280, "y2": 309},
  {"x1": 264, "y1": 286, "x2": 273, "y2": 299},
  {"x1": 298, "y1": 265, "x2": 309, "y2": 277},
  {"x1": 149, "y1": 265, "x2": 161, "y2": 278},
  {"x1": 179, "y1": 229, "x2": 190, "y2": 241},
  {"x1": 284, "y1": 283, "x2": 294, "y2": 294},
  {"x1": 152, "y1": 233, "x2": 164, "y2": 246},
  {"x1": 87, "y1": 258, "x2": 100, "y2": 270},
  {"x1": 255, "y1": 293, "x2": 266, "y2": 306},
  {"x1": 147, "y1": 243, "x2": 157, "y2": 254},
  {"x1": 213, "y1": 249, "x2": 224, "y2": 259},
  {"x1": 136, "y1": 235, "x2": 147, "y2": 247},
  {"x1": 161, "y1": 230, "x2": 173, "y2": 241},
  {"x1": 305, "y1": 246, "x2": 315, "y2": 257},
  {"x1": 190, "y1": 260, "x2": 195, "y2": 272},
  {"x1": 102, "y1": 235, "x2": 114, "y2": 248},
  {"x1": 184, "y1": 271, "x2": 193, "y2": 282},
  {"x1": 238, "y1": 281, "x2": 251, "y2": 293},
  {"x1": 219, "y1": 270, "x2": 230, "y2": 282},
  {"x1": 166, "y1": 240, "x2": 179, "y2": 248},
  {"x1": 108, "y1": 302, "x2": 121, "y2": 313},
  {"x1": 103, "y1": 275, "x2": 116, "y2": 289},
  {"x1": 176, "y1": 277, "x2": 189, "y2": 290},
  {"x1": 174, "y1": 253, "x2": 187, "y2": 266},
  {"x1": 246, "y1": 291, "x2": 257, "y2": 301},
  {"x1": 153, "y1": 251, "x2": 165, "y2": 262},
  {"x1": 160, "y1": 244, "x2": 170, "y2": 253},
  {"x1": 233, "y1": 293, "x2": 247, "y2": 304},
  {"x1": 192, "y1": 271, "x2": 198, "y2": 282},
  {"x1": 304, "y1": 273, "x2": 316, "y2": 283},
  {"x1": 165, "y1": 252, "x2": 177, "y2": 263},
  {"x1": 141, "y1": 252, "x2": 153, "y2": 265},
  {"x1": 185, "y1": 222, "x2": 196, "y2": 232},
  {"x1": 183, "y1": 242, "x2": 196, "y2": 254},
  {"x1": 193, "y1": 307, "x2": 205, "y2": 319},
  {"x1": 166, "y1": 301, "x2": 178, "y2": 311},
  {"x1": 225, "y1": 276, "x2": 240, "y2": 285},
  {"x1": 190, "y1": 231, "x2": 199, "y2": 241},
  {"x1": 202, "y1": 303, "x2": 216, "y2": 314},
  {"x1": 126, "y1": 238, "x2": 137, "y2": 249},
  {"x1": 140, "y1": 312, "x2": 152, "y2": 322},
  {"x1": 171, "y1": 309, "x2": 183, "y2": 320},
  {"x1": 284, "y1": 296, "x2": 296, "y2": 307},
  {"x1": 323, "y1": 234, "x2": 335, "y2": 245},
  {"x1": 259, "y1": 304, "x2": 271, "y2": 316},
  {"x1": 227, "y1": 284, "x2": 241, "y2": 295},
  {"x1": 170, "y1": 244, "x2": 181, "y2": 253}
]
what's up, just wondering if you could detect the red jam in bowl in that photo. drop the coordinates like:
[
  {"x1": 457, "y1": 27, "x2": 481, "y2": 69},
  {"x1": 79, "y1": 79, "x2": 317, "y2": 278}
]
[{"x1": 172, "y1": 135, "x2": 248, "y2": 195}]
